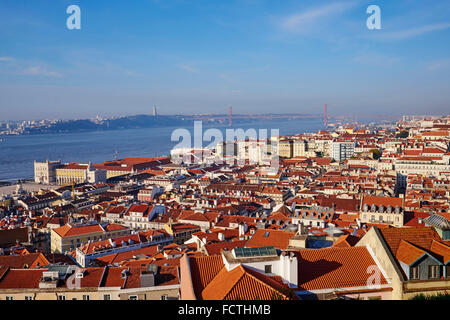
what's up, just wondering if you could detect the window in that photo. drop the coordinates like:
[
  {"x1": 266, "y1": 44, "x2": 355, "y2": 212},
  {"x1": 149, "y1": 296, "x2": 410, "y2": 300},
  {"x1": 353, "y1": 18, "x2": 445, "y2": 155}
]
[
  {"x1": 129, "y1": 295, "x2": 138, "y2": 300},
  {"x1": 83, "y1": 295, "x2": 90, "y2": 300},
  {"x1": 264, "y1": 265, "x2": 272, "y2": 274},
  {"x1": 24, "y1": 296, "x2": 33, "y2": 301},
  {"x1": 161, "y1": 295, "x2": 168, "y2": 300},
  {"x1": 103, "y1": 294, "x2": 111, "y2": 300},
  {"x1": 428, "y1": 265, "x2": 439, "y2": 279},
  {"x1": 446, "y1": 265, "x2": 450, "y2": 278},
  {"x1": 411, "y1": 266, "x2": 420, "y2": 280},
  {"x1": 57, "y1": 295, "x2": 66, "y2": 300},
  {"x1": 6, "y1": 296, "x2": 14, "y2": 300}
]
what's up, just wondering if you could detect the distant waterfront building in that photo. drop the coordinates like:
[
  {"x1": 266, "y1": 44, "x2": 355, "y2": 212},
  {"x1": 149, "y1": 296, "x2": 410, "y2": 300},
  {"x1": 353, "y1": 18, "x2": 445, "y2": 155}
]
[
  {"x1": 293, "y1": 140, "x2": 308, "y2": 157},
  {"x1": 34, "y1": 160, "x2": 61, "y2": 184},
  {"x1": 331, "y1": 140, "x2": 355, "y2": 162},
  {"x1": 216, "y1": 141, "x2": 238, "y2": 158},
  {"x1": 55, "y1": 163, "x2": 106, "y2": 185},
  {"x1": 94, "y1": 157, "x2": 170, "y2": 179},
  {"x1": 278, "y1": 140, "x2": 293, "y2": 158}
]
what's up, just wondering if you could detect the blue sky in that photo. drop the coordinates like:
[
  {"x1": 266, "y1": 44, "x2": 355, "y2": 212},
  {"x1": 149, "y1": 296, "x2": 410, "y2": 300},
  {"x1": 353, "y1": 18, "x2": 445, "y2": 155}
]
[{"x1": 0, "y1": 0, "x2": 449, "y2": 120}]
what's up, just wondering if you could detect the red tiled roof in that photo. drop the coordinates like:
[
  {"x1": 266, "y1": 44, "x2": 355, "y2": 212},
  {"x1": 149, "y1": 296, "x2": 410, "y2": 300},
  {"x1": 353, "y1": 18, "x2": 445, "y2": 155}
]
[
  {"x1": 201, "y1": 265, "x2": 294, "y2": 300},
  {"x1": 188, "y1": 255, "x2": 224, "y2": 298},
  {"x1": 53, "y1": 224, "x2": 104, "y2": 237},
  {"x1": 430, "y1": 240, "x2": 450, "y2": 264},
  {"x1": 204, "y1": 240, "x2": 248, "y2": 256},
  {"x1": 362, "y1": 196, "x2": 403, "y2": 208},
  {"x1": 296, "y1": 246, "x2": 388, "y2": 291},
  {"x1": 95, "y1": 245, "x2": 159, "y2": 266},
  {"x1": 378, "y1": 227, "x2": 442, "y2": 256},
  {"x1": 0, "y1": 252, "x2": 50, "y2": 269},
  {"x1": 333, "y1": 234, "x2": 360, "y2": 248},
  {"x1": 246, "y1": 229, "x2": 295, "y2": 250},
  {"x1": 71, "y1": 267, "x2": 105, "y2": 288},
  {"x1": 104, "y1": 223, "x2": 128, "y2": 231},
  {"x1": 0, "y1": 268, "x2": 46, "y2": 289},
  {"x1": 395, "y1": 240, "x2": 427, "y2": 265}
]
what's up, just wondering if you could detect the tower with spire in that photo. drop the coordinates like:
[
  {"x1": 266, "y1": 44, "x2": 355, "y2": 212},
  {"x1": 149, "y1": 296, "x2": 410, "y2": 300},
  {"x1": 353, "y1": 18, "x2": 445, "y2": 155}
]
[{"x1": 153, "y1": 104, "x2": 157, "y2": 117}]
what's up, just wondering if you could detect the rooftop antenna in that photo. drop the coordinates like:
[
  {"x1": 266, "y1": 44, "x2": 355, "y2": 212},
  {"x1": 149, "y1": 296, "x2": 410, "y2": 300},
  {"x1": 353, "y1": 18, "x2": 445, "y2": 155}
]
[
  {"x1": 114, "y1": 149, "x2": 118, "y2": 161},
  {"x1": 324, "y1": 104, "x2": 328, "y2": 129},
  {"x1": 228, "y1": 106, "x2": 233, "y2": 127}
]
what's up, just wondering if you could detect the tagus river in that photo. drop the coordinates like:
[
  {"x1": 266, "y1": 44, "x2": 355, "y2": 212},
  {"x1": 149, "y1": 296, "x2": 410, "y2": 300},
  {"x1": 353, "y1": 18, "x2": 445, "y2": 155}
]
[{"x1": 0, "y1": 118, "x2": 324, "y2": 182}]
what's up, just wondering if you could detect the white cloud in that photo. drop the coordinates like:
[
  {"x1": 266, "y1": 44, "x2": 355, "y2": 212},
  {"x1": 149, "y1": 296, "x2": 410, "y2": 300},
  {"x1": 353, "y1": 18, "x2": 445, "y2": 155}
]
[
  {"x1": 0, "y1": 57, "x2": 14, "y2": 62},
  {"x1": 279, "y1": 1, "x2": 357, "y2": 33},
  {"x1": 353, "y1": 52, "x2": 399, "y2": 67},
  {"x1": 177, "y1": 64, "x2": 200, "y2": 73},
  {"x1": 21, "y1": 66, "x2": 62, "y2": 77},
  {"x1": 377, "y1": 23, "x2": 450, "y2": 40},
  {"x1": 427, "y1": 58, "x2": 450, "y2": 71}
]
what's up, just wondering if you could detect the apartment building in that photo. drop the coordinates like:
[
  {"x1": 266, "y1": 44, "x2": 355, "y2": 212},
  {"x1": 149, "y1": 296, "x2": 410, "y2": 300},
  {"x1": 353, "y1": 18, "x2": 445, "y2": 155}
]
[
  {"x1": 50, "y1": 223, "x2": 130, "y2": 254},
  {"x1": 359, "y1": 196, "x2": 405, "y2": 227},
  {"x1": 0, "y1": 265, "x2": 179, "y2": 300},
  {"x1": 34, "y1": 160, "x2": 61, "y2": 184},
  {"x1": 332, "y1": 141, "x2": 355, "y2": 162},
  {"x1": 357, "y1": 226, "x2": 450, "y2": 300},
  {"x1": 279, "y1": 140, "x2": 293, "y2": 158},
  {"x1": 55, "y1": 163, "x2": 106, "y2": 185}
]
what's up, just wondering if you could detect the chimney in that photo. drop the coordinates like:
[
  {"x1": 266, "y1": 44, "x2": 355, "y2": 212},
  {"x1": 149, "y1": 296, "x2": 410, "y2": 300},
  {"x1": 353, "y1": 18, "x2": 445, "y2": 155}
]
[{"x1": 218, "y1": 232, "x2": 225, "y2": 241}]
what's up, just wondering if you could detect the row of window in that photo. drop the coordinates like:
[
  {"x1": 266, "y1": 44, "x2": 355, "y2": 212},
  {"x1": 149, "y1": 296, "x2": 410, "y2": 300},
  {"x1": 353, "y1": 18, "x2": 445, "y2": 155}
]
[
  {"x1": 363, "y1": 215, "x2": 400, "y2": 223},
  {"x1": 410, "y1": 265, "x2": 450, "y2": 280}
]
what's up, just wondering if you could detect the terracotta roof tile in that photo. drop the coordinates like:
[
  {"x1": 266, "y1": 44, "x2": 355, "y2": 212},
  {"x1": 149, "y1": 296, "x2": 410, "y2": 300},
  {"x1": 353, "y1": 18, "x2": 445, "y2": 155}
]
[
  {"x1": 0, "y1": 252, "x2": 50, "y2": 269},
  {"x1": 296, "y1": 246, "x2": 388, "y2": 291},
  {"x1": 395, "y1": 240, "x2": 426, "y2": 265},
  {"x1": 201, "y1": 265, "x2": 294, "y2": 300},
  {"x1": 246, "y1": 229, "x2": 295, "y2": 250},
  {"x1": 188, "y1": 255, "x2": 224, "y2": 298},
  {"x1": 0, "y1": 269, "x2": 46, "y2": 289},
  {"x1": 378, "y1": 227, "x2": 442, "y2": 256}
]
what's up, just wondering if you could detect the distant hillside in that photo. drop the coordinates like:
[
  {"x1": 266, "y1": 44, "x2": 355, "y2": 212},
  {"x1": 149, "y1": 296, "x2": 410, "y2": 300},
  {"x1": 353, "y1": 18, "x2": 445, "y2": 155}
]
[
  {"x1": 23, "y1": 115, "x2": 193, "y2": 135},
  {"x1": 20, "y1": 113, "x2": 321, "y2": 135}
]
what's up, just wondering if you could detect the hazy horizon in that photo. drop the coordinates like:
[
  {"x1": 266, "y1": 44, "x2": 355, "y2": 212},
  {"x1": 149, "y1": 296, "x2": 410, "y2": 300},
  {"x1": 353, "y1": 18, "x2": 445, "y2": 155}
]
[{"x1": 1, "y1": 0, "x2": 450, "y2": 120}]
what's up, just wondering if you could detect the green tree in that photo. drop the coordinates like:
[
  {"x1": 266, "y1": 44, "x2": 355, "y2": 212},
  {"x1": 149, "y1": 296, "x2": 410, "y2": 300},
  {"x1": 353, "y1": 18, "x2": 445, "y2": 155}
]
[
  {"x1": 370, "y1": 149, "x2": 382, "y2": 159},
  {"x1": 411, "y1": 293, "x2": 450, "y2": 300},
  {"x1": 396, "y1": 130, "x2": 409, "y2": 138}
]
